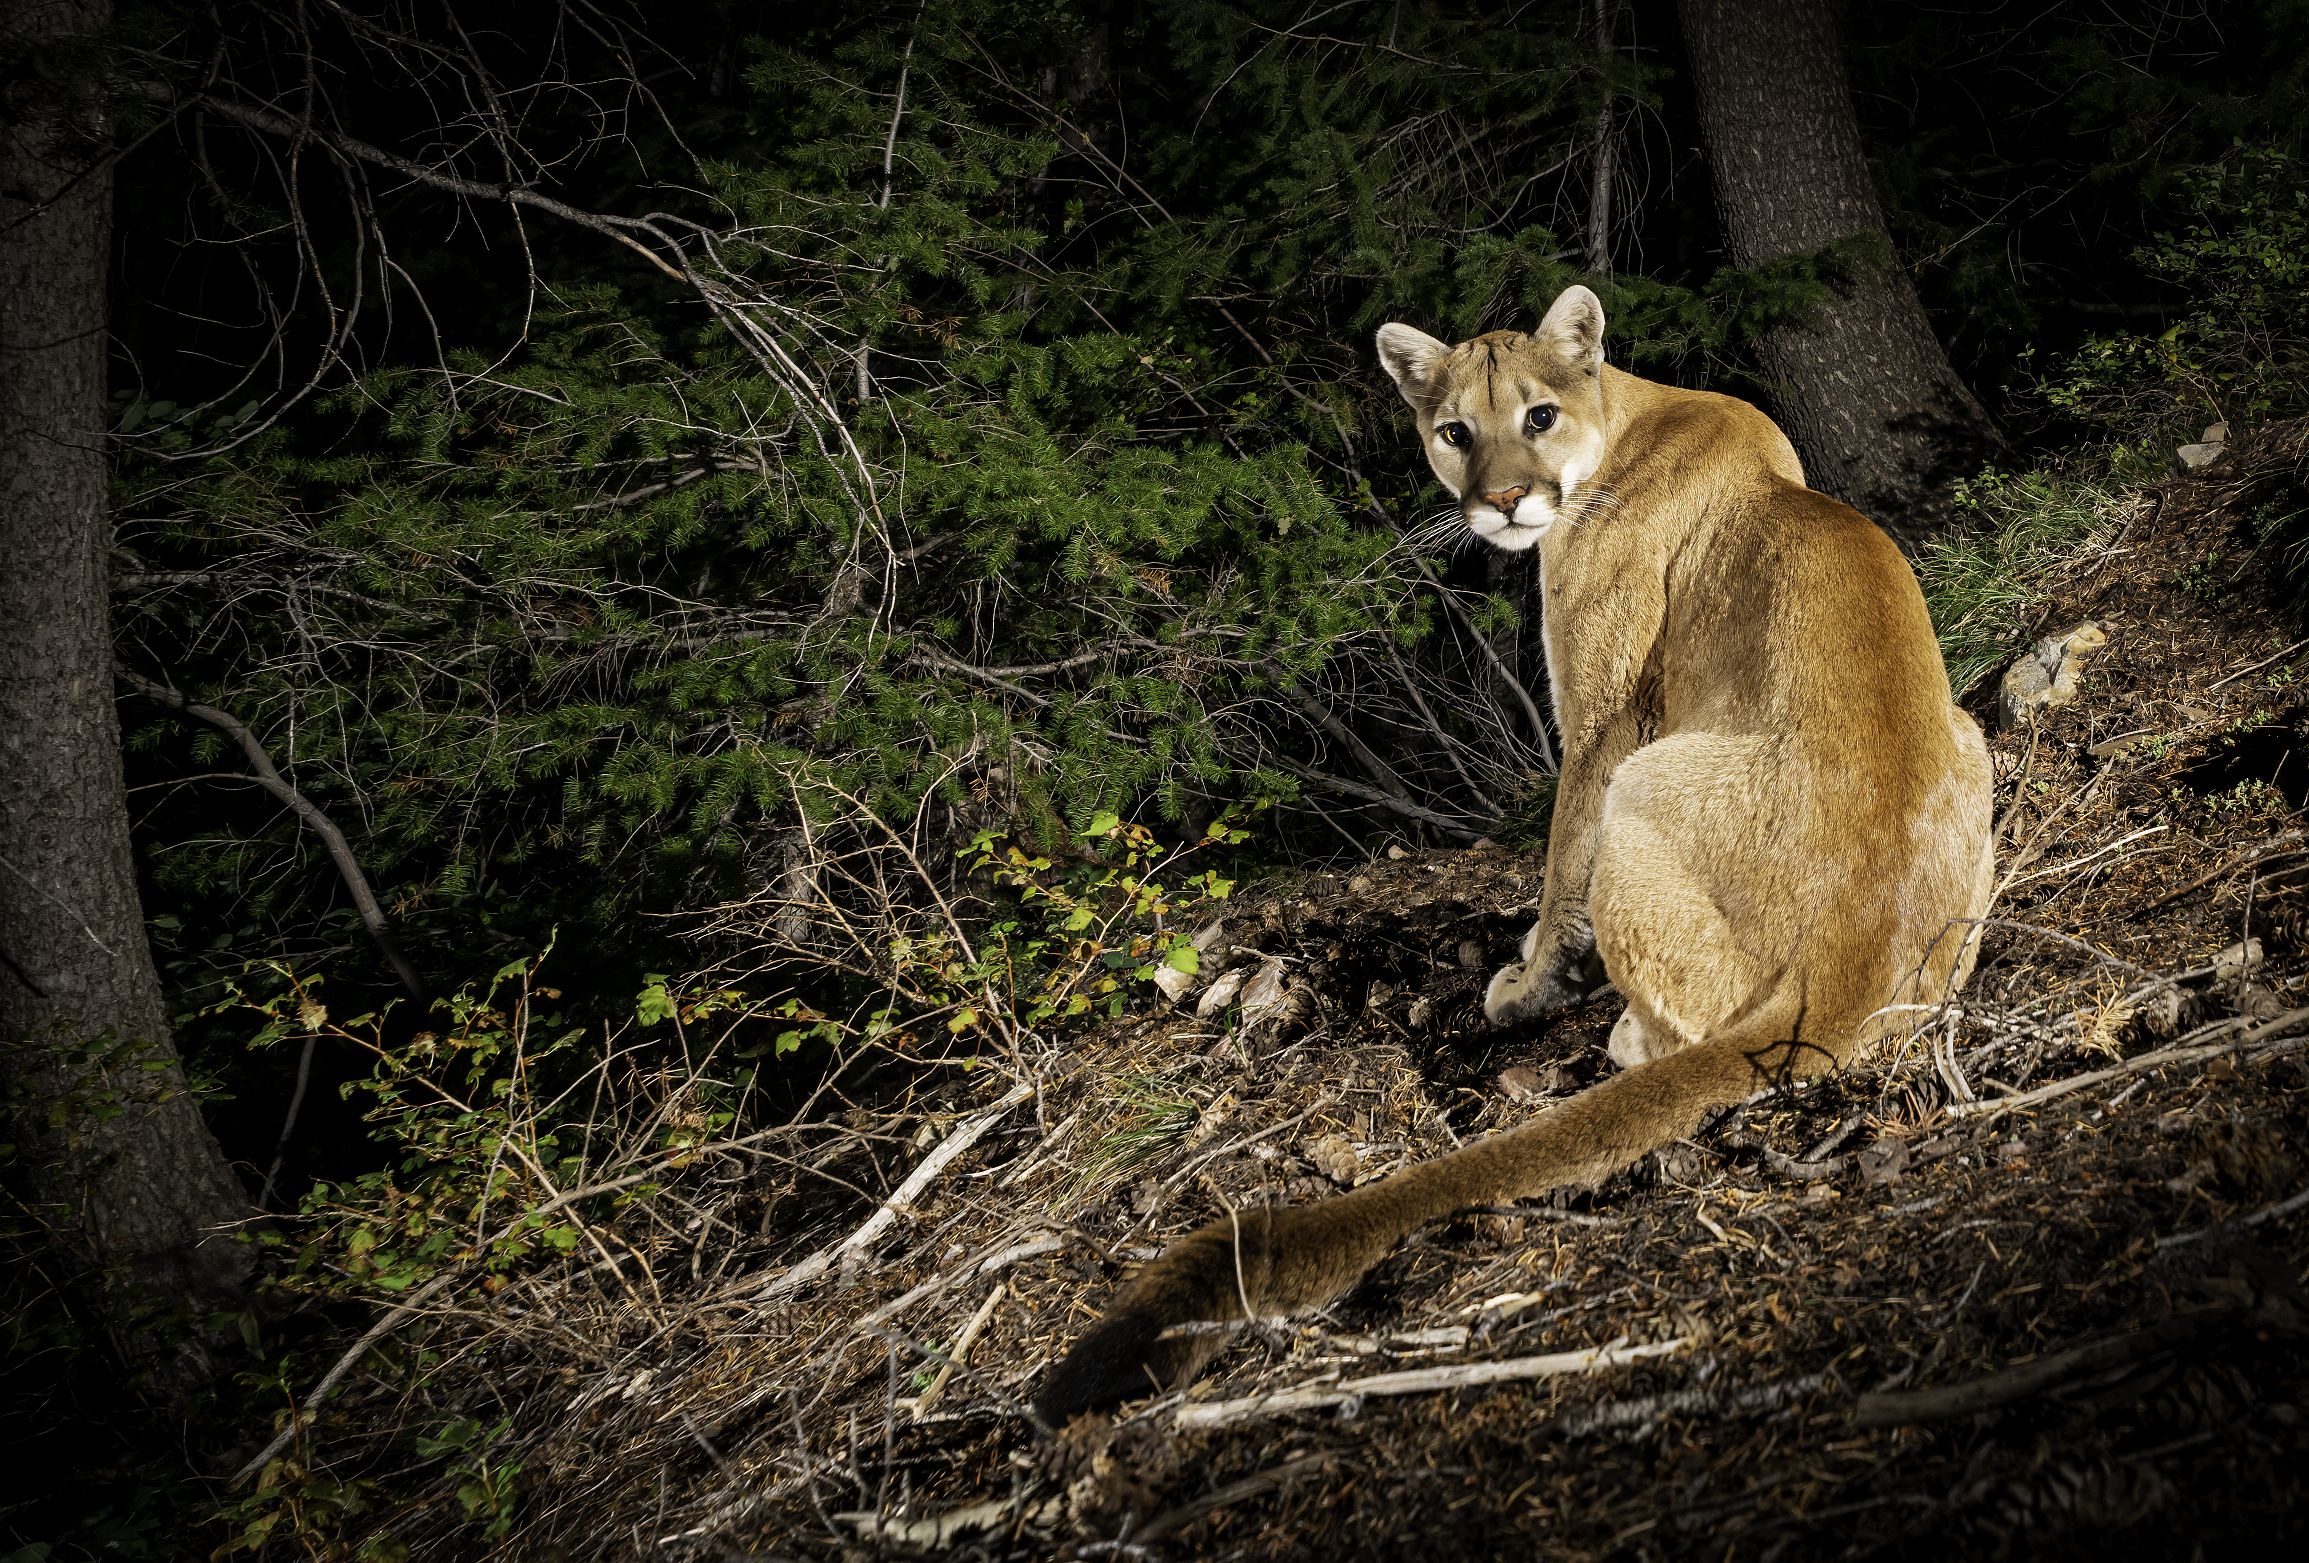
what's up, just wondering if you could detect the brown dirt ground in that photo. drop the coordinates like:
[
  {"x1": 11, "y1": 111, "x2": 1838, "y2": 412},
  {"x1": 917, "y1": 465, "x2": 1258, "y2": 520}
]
[{"x1": 343, "y1": 434, "x2": 2309, "y2": 1562}]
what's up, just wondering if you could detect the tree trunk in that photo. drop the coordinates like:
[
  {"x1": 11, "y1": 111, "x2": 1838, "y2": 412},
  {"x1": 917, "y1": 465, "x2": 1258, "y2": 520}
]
[
  {"x1": 1676, "y1": 0, "x2": 1996, "y2": 538},
  {"x1": 1, "y1": 0, "x2": 251, "y2": 1354}
]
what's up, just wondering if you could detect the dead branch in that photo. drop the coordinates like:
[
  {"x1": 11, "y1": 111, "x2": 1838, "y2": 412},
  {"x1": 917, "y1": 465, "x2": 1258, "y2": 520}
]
[
  {"x1": 119, "y1": 668, "x2": 425, "y2": 1002},
  {"x1": 753, "y1": 1081, "x2": 1033, "y2": 1302},
  {"x1": 1948, "y1": 1005, "x2": 2309, "y2": 1121},
  {"x1": 1280, "y1": 762, "x2": 1484, "y2": 837},
  {"x1": 230, "y1": 1271, "x2": 458, "y2": 1485},
  {"x1": 1851, "y1": 1309, "x2": 2231, "y2": 1428},
  {"x1": 1552, "y1": 1368, "x2": 1830, "y2": 1438},
  {"x1": 1129, "y1": 1453, "x2": 1336, "y2": 1545},
  {"x1": 911, "y1": 1280, "x2": 1004, "y2": 1416},
  {"x1": 2157, "y1": 1184, "x2": 2309, "y2": 1251},
  {"x1": 1170, "y1": 1337, "x2": 1688, "y2": 1431}
]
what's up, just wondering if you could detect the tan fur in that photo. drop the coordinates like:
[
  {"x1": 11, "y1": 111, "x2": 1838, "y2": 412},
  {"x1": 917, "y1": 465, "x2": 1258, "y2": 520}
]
[{"x1": 1034, "y1": 287, "x2": 1994, "y2": 1423}]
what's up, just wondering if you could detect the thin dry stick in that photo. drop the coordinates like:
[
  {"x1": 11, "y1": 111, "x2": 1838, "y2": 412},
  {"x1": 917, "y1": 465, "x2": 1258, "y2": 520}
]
[
  {"x1": 1852, "y1": 1310, "x2": 2234, "y2": 1427},
  {"x1": 2205, "y1": 634, "x2": 2309, "y2": 693},
  {"x1": 2157, "y1": 1183, "x2": 2309, "y2": 1250},
  {"x1": 1170, "y1": 1337, "x2": 1688, "y2": 1431},
  {"x1": 2133, "y1": 829, "x2": 2307, "y2": 918},
  {"x1": 120, "y1": 668, "x2": 425, "y2": 1001},
  {"x1": 754, "y1": 1082, "x2": 1033, "y2": 1302},
  {"x1": 913, "y1": 1281, "x2": 1004, "y2": 1417},
  {"x1": 231, "y1": 1272, "x2": 458, "y2": 1485},
  {"x1": 1552, "y1": 1369, "x2": 1830, "y2": 1438},
  {"x1": 1129, "y1": 1453, "x2": 1335, "y2": 1545},
  {"x1": 257, "y1": 1035, "x2": 318, "y2": 1208},
  {"x1": 847, "y1": 1232, "x2": 1063, "y2": 1331},
  {"x1": 1949, "y1": 1006, "x2": 2309, "y2": 1121}
]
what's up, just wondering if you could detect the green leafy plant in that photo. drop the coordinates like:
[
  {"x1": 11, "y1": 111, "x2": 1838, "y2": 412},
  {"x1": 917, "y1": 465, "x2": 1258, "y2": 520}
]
[
  {"x1": 2041, "y1": 145, "x2": 2309, "y2": 438},
  {"x1": 1918, "y1": 468, "x2": 2125, "y2": 696}
]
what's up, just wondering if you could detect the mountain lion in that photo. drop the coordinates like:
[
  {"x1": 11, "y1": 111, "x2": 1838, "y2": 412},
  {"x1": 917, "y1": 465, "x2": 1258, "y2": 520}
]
[{"x1": 1036, "y1": 285, "x2": 1994, "y2": 1421}]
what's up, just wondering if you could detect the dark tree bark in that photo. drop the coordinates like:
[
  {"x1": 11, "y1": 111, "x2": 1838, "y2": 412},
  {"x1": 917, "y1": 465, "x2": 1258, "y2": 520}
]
[
  {"x1": 1676, "y1": 0, "x2": 1996, "y2": 537},
  {"x1": 1, "y1": 0, "x2": 251, "y2": 1351}
]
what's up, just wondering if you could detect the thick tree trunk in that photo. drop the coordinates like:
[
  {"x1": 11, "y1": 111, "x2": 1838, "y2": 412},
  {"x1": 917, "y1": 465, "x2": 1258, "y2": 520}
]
[
  {"x1": 1, "y1": 0, "x2": 251, "y2": 1352},
  {"x1": 1676, "y1": 0, "x2": 1996, "y2": 538}
]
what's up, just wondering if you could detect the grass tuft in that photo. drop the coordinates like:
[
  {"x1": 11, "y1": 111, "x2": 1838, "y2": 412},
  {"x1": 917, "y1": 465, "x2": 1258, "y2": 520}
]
[
  {"x1": 1918, "y1": 470, "x2": 2127, "y2": 698},
  {"x1": 1081, "y1": 1074, "x2": 1203, "y2": 1188}
]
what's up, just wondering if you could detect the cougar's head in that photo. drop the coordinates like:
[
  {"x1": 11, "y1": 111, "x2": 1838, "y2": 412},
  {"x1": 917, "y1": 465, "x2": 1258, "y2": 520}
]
[{"x1": 1375, "y1": 285, "x2": 1608, "y2": 553}]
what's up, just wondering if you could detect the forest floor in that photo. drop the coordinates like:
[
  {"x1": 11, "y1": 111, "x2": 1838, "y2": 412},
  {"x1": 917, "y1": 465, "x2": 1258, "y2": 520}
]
[{"x1": 300, "y1": 432, "x2": 2309, "y2": 1561}]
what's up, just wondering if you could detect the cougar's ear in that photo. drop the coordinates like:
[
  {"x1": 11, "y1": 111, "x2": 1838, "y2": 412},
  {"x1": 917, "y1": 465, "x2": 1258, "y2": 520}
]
[
  {"x1": 1536, "y1": 285, "x2": 1605, "y2": 375},
  {"x1": 1375, "y1": 323, "x2": 1451, "y2": 406}
]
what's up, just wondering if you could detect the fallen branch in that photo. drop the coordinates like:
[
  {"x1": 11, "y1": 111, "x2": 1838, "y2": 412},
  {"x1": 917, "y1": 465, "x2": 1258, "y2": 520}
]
[
  {"x1": 1851, "y1": 1310, "x2": 2229, "y2": 1428},
  {"x1": 2158, "y1": 1184, "x2": 2309, "y2": 1251},
  {"x1": 120, "y1": 668, "x2": 425, "y2": 1001},
  {"x1": 841, "y1": 1493, "x2": 1059, "y2": 1550},
  {"x1": 1171, "y1": 1337, "x2": 1687, "y2": 1431},
  {"x1": 846, "y1": 1231, "x2": 1064, "y2": 1329},
  {"x1": 1551, "y1": 1369, "x2": 1831, "y2": 1438},
  {"x1": 1948, "y1": 1006, "x2": 2309, "y2": 1121},
  {"x1": 1404, "y1": 552, "x2": 1556, "y2": 771},
  {"x1": 754, "y1": 1082, "x2": 1033, "y2": 1302},
  {"x1": 1130, "y1": 1453, "x2": 1334, "y2": 1545},
  {"x1": 912, "y1": 1281, "x2": 1005, "y2": 1417},
  {"x1": 2133, "y1": 830, "x2": 2308, "y2": 918},
  {"x1": 230, "y1": 1272, "x2": 458, "y2": 1484},
  {"x1": 2206, "y1": 634, "x2": 2309, "y2": 692}
]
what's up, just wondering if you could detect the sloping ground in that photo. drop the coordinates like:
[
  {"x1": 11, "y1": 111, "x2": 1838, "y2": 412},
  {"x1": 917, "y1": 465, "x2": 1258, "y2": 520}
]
[{"x1": 287, "y1": 434, "x2": 2309, "y2": 1561}]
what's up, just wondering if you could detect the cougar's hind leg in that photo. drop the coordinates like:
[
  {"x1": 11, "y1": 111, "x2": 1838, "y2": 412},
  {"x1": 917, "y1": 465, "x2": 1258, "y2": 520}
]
[
  {"x1": 1605, "y1": 1002, "x2": 1677, "y2": 1070},
  {"x1": 1586, "y1": 734, "x2": 1804, "y2": 1069}
]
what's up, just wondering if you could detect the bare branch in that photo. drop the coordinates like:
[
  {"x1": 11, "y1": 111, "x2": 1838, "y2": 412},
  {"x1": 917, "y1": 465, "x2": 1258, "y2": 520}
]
[{"x1": 119, "y1": 668, "x2": 425, "y2": 1002}]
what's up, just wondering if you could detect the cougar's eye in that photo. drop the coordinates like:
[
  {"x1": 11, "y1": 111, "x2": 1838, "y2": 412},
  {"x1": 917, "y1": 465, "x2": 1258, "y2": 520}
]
[
  {"x1": 1436, "y1": 422, "x2": 1470, "y2": 448},
  {"x1": 1526, "y1": 405, "x2": 1558, "y2": 435}
]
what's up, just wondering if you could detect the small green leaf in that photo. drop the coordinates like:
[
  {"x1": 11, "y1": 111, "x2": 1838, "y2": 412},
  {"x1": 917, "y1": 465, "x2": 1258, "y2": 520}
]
[{"x1": 636, "y1": 976, "x2": 676, "y2": 1026}]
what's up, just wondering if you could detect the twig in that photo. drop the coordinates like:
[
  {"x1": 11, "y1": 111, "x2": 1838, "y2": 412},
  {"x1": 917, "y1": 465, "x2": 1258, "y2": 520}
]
[
  {"x1": 230, "y1": 1272, "x2": 458, "y2": 1484},
  {"x1": 2206, "y1": 635, "x2": 2309, "y2": 693},
  {"x1": 1264, "y1": 663, "x2": 1422, "y2": 811},
  {"x1": 2157, "y1": 1184, "x2": 2309, "y2": 1250},
  {"x1": 1949, "y1": 1006, "x2": 2309, "y2": 1121},
  {"x1": 1147, "y1": 1092, "x2": 1343, "y2": 1216},
  {"x1": 2132, "y1": 830, "x2": 2307, "y2": 918},
  {"x1": 1128, "y1": 1453, "x2": 1334, "y2": 1545},
  {"x1": 1550, "y1": 1369, "x2": 1829, "y2": 1438},
  {"x1": 1407, "y1": 553, "x2": 1556, "y2": 771},
  {"x1": 754, "y1": 1083, "x2": 1033, "y2": 1302},
  {"x1": 1999, "y1": 824, "x2": 2169, "y2": 891},
  {"x1": 1280, "y1": 762, "x2": 1484, "y2": 837},
  {"x1": 840, "y1": 1493, "x2": 1059, "y2": 1549},
  {"x1": 257, "y1": 1035, "x2": 318, "y2": 1209},
  {"x1": 1851, "y1": 1309, "x2": 2232, "y2": 1427},
  {"x1": 913, "y1": 1282, "x2": 1005, "y2": 1417},
  {"x1": 1170, "y1": 1337, "x2": 1687, "y2": 1431},
  {"x1": 120, "y1": 669, "x2": 425, "y2": 1001},
  {"x1": 845, "y1": 1233, "x2": 1063, "y2": 1328}
]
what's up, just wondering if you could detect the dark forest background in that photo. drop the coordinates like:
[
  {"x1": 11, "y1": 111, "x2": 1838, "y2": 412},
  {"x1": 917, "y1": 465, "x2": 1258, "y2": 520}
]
[{"x1": 4, "y1": 0, "x2": 2307, "y2": 1556}]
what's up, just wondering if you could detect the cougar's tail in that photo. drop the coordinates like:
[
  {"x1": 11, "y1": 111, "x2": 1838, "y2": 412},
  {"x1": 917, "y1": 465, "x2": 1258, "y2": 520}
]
[{"x1": 1034, "y1": 1017, "x2": 1843, "y2": 1423}]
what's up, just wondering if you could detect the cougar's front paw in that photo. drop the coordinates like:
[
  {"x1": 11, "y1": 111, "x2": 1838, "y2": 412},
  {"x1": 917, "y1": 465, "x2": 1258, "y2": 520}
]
[{"x1": 1482, "y1": 928, "x2": 1602, "y2": 1028}]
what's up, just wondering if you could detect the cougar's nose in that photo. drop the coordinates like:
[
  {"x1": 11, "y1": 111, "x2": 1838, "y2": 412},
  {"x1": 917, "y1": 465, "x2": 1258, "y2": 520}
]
[{"x1": 1482, "y1": 484, "x2": 1528, "y2": 511}]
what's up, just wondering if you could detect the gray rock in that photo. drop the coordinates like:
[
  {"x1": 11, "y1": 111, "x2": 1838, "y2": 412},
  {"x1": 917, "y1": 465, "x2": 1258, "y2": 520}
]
[
  {"x1": 2176, "y1": 440, "x2": 2226, "y2": 472},
  {"x1": 1997, "y1": 621, "x2": 2109, "y2": 730}
]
